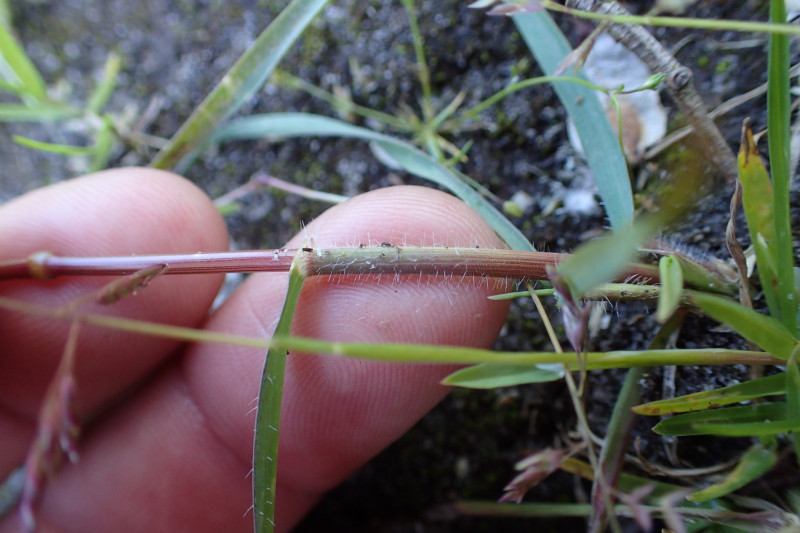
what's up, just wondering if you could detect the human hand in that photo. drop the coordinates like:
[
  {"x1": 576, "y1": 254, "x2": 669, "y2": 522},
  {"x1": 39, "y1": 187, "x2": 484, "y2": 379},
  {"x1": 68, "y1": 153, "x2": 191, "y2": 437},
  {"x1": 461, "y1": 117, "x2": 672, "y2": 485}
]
[{"x1": 0, "y1": 168, "x2": 510, "y2": 532}]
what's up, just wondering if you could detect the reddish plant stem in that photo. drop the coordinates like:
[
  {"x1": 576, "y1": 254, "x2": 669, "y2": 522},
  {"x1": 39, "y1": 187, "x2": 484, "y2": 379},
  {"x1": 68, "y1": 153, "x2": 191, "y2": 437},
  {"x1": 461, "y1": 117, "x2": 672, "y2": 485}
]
[{"x1": 0, "y1": 246, "x2": 660, "y2": 284}]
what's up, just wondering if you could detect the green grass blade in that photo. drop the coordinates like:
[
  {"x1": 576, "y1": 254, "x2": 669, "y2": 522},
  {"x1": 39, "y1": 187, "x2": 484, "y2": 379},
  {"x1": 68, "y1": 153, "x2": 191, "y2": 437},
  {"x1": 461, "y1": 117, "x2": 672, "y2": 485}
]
[
  {"x1": 150, "y1": 0, "x2": 332, "y2": 171},
  {"x1": 89, "y1": 115, "x2": 114, "y2": 172},
  {"x1": 512, "y1": 11, "x2": 632, "y2": 229},
  {"x1": 656, "y1": 255, "x2": 683, "y2": 323},
  {"x1": 12, "y1": 135, "x2": 96, "y2": 156},
  {"x1": 653, "y1": 402, "x2": 789, "y2": 436},
  {"x1": 688, "y1": 442, "x2": 777, "y2": 502},
  {"x1": 767, "y1": 0, "x2": 796, "y2": 337},
  {"x1": 738, "y1": 122, "x2": 782, "y2": 323},
  {"x1": 0, "y1": 20, "x2": 47, "y2": 102},
  {"x1": 633, "y1": 373, "x2": 787, "y2": 416},
  {"x1": 213, "y1": 112, "x2": 534, "y2": 251},
  {"x1": 441, "y1": 362, "x2": 562, "y2": 388},
  {"x1": 0, "y1": 103, "x2": 77, "y2": 122},
  {"x1": 87, "y1": 53, "x2": 121, "y2": 114},
  {"x1": 253, "y1": 264, "x2": 305, "y2": 533},
  {"x1": 688, "y1": 291, "x2": 799, "y2": 359},
  {"x1": 787, "y1": 355, "x2": 800, "y2": 465}
]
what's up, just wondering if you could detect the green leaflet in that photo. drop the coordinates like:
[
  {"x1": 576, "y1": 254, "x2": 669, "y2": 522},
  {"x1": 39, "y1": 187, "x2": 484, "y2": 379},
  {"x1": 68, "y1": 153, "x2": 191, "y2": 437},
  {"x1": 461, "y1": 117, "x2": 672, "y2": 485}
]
[
  {"x1": 656, "y1": 255, "x2": 683, "y2": 323},
  {"x1": 442, "y1": 362, "x2": 563, "y2": 389}
]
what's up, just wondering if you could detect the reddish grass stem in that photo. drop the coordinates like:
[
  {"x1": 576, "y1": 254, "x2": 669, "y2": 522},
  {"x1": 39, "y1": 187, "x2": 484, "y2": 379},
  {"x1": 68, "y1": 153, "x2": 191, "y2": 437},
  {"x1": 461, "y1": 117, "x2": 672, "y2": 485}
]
[{"x1": 0, "y1": 246, "x2": 660, "y2": 284}]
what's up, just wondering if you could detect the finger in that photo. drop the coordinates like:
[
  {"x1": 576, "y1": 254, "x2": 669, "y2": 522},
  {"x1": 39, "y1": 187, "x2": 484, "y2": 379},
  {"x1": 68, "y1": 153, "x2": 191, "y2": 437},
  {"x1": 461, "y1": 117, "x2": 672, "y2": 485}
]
[
  {"x1": 189, "y1": 185, "x2": 512, "y2": 528},
  {"x1": 0, "y1": 168, "x2": 228, "y2": 472},
  {"x1": 1, "y1": 186, "x2": 510, "y2": 533}
]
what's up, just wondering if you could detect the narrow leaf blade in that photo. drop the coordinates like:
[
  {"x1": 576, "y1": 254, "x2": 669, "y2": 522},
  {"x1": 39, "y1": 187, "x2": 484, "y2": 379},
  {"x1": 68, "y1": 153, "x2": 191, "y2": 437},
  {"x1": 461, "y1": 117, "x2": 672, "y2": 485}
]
[
  {"x1": 633, "y1": 373, "x2": 787, "y2": 416},
  {"x1": 688, "y1": 291, "x2": 799, "y2": 359},
  {"x1": 688, "y1": 442, "x2": 777, "y2": 502},
  {"x1": 151, "y1": 0, "x2": 332, "y2": 171},
  {"x1": 653, "y1": 402, "x2": 787, "y2": 437},
  {"x1": 512, "y1": 12, "x2": 632, "y2": 229},
  {"x1": 656, "y1": 255, "x2": 683, "y2": 322}
]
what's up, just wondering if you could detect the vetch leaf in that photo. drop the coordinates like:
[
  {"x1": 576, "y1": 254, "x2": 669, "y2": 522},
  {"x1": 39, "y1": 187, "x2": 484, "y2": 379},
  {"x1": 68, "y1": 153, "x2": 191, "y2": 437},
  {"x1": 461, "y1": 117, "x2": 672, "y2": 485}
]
[
  {"x1": 656, "y1": 255, "x2": 683, "y2": 323},
  {"x1": 442, "y1": 362, "x2": 563, "y2": 389},
  {"x1": 688, "y1": 291, "x2": 799, "y2": 359},
  {"x1": 688, "y1": 442, "x2": 778, "y2": 502},
  {"x1": 633, "y1": 373, "x2": 787, "y2": 416}
]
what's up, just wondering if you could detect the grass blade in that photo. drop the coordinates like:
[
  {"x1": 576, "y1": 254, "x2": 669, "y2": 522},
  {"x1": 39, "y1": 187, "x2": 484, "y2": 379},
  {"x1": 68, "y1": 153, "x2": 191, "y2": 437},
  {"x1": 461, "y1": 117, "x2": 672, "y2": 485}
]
[
  {"x1": 738, "y1": 121, "x2": 781, "y2": 323},
  {"x1": 86, "y1": 53, "x2": 121, "y2": 114},
  {"x1": 688, "y1": 291, "x2": 799, "y2": 359},
  {"x1": 0, "y1": 20, "x2": 47, "y2": 102},
  {"x1": 633, "y1": 373, "x2": 787, "y2": 416},
  {"x1": 150, "y1": 0, "x2": 332, "y2": 171},
  {"x1": 253, "y1": 264, "x2": 306, "y2": 533},
  {"x1": 12, "y1": 135, "x2": 96, "y2": 156},
  {"x1": 0, "y1": 103, "x2": 77, "y2": 122},
  {"x1": 653, "y1": 402, "x2": 789, "y2": 437},
  {"x1": 441, "y1": 362, "x2": 562, "y2": 388},
  {"x1": 213, "y1": 112, "x2": 534, "y2": 251},
  {"x1": 688, "y1": 442, "x2": 777, "y2": 502},
  {"x1": 788, "y1": 355, "x2": 800, "y2": 465},
  {"x1": 512, "y1": 11, "x2": 632, "y2": 229},
  {"x1": 767, "y1": 0, "x2": 796, "y2": 336}
]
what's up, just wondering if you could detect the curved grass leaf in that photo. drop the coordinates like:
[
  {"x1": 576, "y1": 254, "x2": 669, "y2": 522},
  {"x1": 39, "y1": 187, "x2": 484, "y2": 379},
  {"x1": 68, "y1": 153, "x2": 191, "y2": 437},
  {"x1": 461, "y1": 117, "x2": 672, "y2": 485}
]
[
  {"x1": 688, "y1": 291, "x2": 799, "y2": 359},
  {"x1": 442, "y1": 362, "x2": 563, "y2": 388},
  {"x1": 512, "y1": 11, "x2": 632, "y2": 229},
  {"x1": 688, "y1": 442, "x2": 777, "y2": 502},
  {"x1": 213, "y1": 112, "x2": 534, "y2": 251},
  {"x1": 656, "y1": 255, "x2": 683, "y2": 323},
  {"x1": 767, "y1": 0, "x2": 797, "y2": 336},
  {"x1": 150, "y1": 0, "x2": 332, "y2": 171},
  {"x1": 653, "y1": 402, "x2": 789, "y2": 437},
  {"x1": 0, "y1": 103, "x2": 78, "y2": 122},
  {"x1": 253, "y1": 264, "x2": 305, "y2": 533},
  {"x1": 738, "y1": 122, "x2": 781, "y2": 321},
  {"x1": 633, "y1": 373, "x2": 787, "y2": 416},
  {"x1": 0, "y1": 20, "x2": 47, "y2": 102},
  {"x1": 12, "y1": 135, "x2": 96, "y2": 156}
]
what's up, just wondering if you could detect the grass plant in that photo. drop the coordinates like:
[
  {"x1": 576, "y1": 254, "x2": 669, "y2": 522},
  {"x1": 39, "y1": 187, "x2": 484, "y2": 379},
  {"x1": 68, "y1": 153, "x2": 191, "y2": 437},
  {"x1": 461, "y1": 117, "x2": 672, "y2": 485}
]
[{"x1": 2, "y1": 1, "x2": 800, "y2": 532}]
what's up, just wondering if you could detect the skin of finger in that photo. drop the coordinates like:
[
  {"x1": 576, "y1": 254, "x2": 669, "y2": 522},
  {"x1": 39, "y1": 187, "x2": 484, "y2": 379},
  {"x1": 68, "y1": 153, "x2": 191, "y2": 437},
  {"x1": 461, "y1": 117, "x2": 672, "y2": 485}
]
[
  {"x1": 0, "y1": 186, "x2": 510, "y2": 532},
  {"x1": 0, "y1": 169, "x2": 228, "y2": 476},
  {"x1": 186, "y1": 186, "x2": 512, "y2": 530}
]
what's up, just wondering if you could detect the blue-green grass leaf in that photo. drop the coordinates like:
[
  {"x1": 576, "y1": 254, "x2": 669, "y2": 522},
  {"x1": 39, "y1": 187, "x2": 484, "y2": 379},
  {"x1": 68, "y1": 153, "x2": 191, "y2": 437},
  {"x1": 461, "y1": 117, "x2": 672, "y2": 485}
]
[
  {"x1": 688, "y1": 442, "x2": 777, "y2": 502},
  {"x1": 151, "y1": 0, "x2": 332, "y2": 171},
  {"x1": 688, "y1": 291, "x2": 799, "y2": 359},
  {"x1": 442, "y1": 362, "x2": 563, "y2": 388},
  {"x1": 633, "y1": 373, "x2": 787, "y2": 416},
  {"x1": 512, "y1": 12, "x2": 632, "y2": 229},
  {"x1": 213, "y1": 112, "x2": 534, "y2": 251}
]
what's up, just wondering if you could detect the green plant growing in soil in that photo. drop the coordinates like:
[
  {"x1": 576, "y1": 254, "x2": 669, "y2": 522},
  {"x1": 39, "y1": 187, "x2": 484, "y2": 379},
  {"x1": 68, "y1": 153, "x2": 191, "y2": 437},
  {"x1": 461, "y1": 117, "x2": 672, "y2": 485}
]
[{"x1": 2, "y1": 1, "x2": 800, "y2": 532}]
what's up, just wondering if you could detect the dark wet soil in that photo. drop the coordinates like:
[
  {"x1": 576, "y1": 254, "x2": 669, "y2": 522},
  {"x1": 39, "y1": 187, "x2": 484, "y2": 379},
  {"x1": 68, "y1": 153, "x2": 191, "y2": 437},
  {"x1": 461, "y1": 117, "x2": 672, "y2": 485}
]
[{"x1": 2, "y1": 0, "x2": 799, "y2": 531}]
